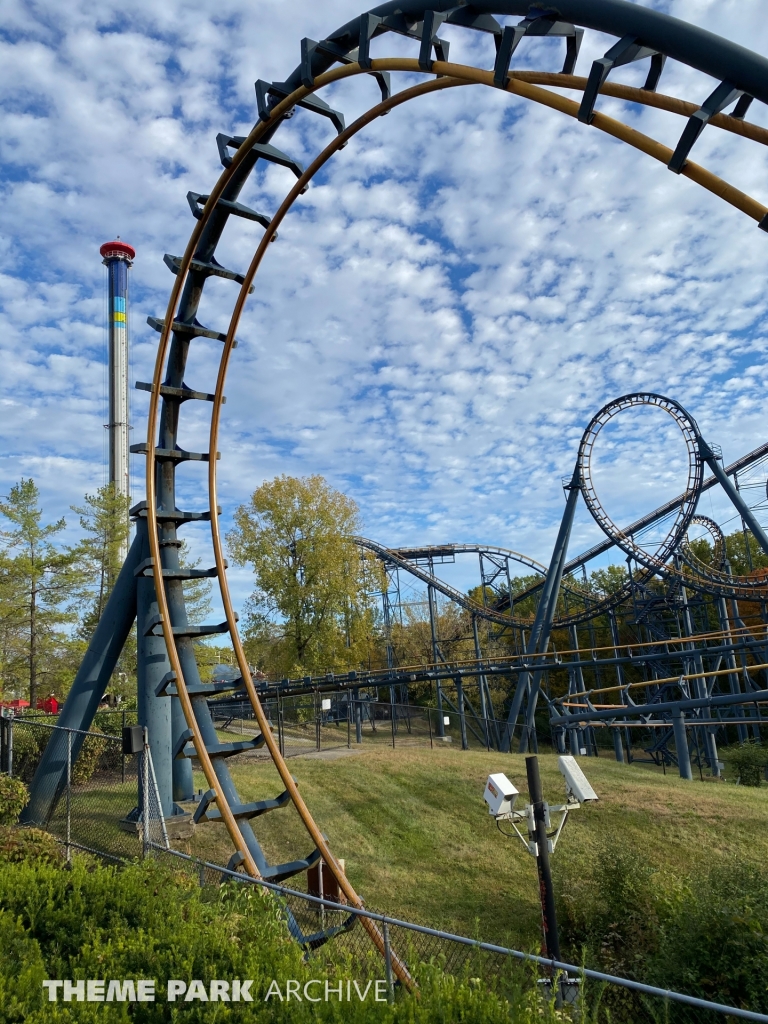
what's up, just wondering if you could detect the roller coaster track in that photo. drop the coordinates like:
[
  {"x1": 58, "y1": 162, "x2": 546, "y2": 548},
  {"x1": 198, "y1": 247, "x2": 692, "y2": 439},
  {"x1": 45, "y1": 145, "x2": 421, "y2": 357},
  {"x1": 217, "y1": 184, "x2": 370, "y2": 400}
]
[
  {"x1": 360, "y1": 435, "x2": 768, "y2": 635},
  {"x1": 137, "y1": 1, "x2": 768, "y2": 971},
  {"x1": 357, "y1": 536, "x2": 638, "y2": 629}
]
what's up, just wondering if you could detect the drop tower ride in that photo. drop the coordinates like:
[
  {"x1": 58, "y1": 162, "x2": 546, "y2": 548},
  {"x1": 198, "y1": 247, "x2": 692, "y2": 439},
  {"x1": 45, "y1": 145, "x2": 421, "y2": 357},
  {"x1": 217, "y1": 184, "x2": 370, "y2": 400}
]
[{"x1": 99, "y1": 239, "x2": 135, "y2": 561}]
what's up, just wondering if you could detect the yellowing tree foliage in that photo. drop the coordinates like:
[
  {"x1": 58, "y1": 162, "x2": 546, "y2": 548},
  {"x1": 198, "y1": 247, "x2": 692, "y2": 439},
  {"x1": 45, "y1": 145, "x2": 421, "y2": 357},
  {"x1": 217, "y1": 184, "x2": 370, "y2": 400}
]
[{"x1": 227, "y1": 475, "x2": 385, "y2": 677}]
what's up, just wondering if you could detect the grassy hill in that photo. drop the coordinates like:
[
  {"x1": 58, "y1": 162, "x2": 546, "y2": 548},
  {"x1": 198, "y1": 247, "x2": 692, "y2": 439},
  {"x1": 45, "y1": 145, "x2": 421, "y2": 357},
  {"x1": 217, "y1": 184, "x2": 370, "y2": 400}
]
[{"x1": 185, "y1": 744, "x2": 768, "y2": 951}]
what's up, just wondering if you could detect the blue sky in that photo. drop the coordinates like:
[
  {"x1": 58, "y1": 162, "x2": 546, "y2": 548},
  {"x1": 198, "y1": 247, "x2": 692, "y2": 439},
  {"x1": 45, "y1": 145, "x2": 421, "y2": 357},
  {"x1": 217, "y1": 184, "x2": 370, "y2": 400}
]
[{"x1": 2, "y1": 0, "x2": 768, "y2": 610}]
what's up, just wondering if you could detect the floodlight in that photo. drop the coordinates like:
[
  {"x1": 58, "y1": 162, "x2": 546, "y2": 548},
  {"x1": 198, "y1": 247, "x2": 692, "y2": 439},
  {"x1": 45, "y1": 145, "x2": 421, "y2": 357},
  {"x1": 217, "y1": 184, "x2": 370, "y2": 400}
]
[
  {"x1": 558, "y1": 756, "x2": 598, "y2": 803},
  {"x1": 483, "y1": 773, "x2": 519, "y2": 817}
]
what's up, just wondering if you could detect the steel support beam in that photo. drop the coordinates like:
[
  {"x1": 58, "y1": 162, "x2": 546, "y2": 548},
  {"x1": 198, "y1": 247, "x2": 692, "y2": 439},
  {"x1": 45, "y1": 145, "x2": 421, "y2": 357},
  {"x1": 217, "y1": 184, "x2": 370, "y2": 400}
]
[{"x1": 22, "y1": 531, "x2": 143, "y2": 825}]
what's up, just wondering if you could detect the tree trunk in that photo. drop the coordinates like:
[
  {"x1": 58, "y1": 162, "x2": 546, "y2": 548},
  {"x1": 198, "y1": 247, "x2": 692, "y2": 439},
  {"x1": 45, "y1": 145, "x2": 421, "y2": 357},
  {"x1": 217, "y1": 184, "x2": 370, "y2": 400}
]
[{"x1": 30, "y1": 585, "x2": 37, "y2": 710}]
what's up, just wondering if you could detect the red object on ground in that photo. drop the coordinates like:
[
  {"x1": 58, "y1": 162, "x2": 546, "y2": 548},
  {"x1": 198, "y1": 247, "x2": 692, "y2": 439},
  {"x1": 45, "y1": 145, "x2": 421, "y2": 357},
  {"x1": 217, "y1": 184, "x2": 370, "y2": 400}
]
[
  {"x1": 99, "y1": 240, "x2": 136, "y2": 261},
  {"x1": 37, "y1": 697, "x2": 59, "y2": 714}
]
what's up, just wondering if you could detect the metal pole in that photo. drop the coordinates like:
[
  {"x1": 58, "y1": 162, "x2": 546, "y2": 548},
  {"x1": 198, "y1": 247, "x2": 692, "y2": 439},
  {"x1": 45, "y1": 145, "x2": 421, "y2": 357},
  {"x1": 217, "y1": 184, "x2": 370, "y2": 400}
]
[
  {"x1": 66, "y1": 729, "x2": 72, "y2": 864},
  {"x1": 391, "y1": 703, "x2": 396, "y2": 749},
  {"x1": 383, "y1": 921, "x2": 394, "y2": 1003},
  {"x1": 121, "y1": 709, "x2": 126, "y2": 784},
  {"x1": 7, "y1": 718, "x2": 12, "y2": 777},
  {"x1": 428, "y1": 584, "x2": 445, "y2": 738},
  {"x1": 428, "y1": 706, "x2": 433, "y2": 748},
  {"x1": 347, "y1": 689, "x2": 351, "y2": 749},
  {"x1": 147, "y1": 738, "x2": 170, "y2": 851},
  {"x1": 612, "y1": 728, "x2": 625, "y2": 763},
  {"x1": 525, "y1": 755, "x2": 561, "y2": 965},
  {"x1": 136, "y1": 519, "x2": 174, "y2": 818},
  {"x1": 20, "y1": 532, "x2": 142, "y2": 827},
  {"x1": 456, "y1": 676, "x2": 469, "y2": 750},
  {"x1": 676, "y1": 560, "x2": 719, "y2": 776},
  {"x1": 354, "y1": 686, "x2": 362, "y2": 744},
  {"x1": 719, "y1": 584, "x2": 749, "y2": 744},
  {"x1": 100, "y1": 239, "x2": 134, "y2": 565},
  {"x1": 520, "y1": 476, "x2": 580, "y2": 752},
  {"x1": 703, "y1": 446, "x2": 768, "y2": 557},
  {"x1": 277, "y1": 696, "x2": 284, "y2": 757},
  {"x1": 142, "y1": 727, "x2": 150, "y2": 858},
  {"x1": 672, "y1": 709, "x2": 693, "y2": 781},
  {"x1": 315, "y1": 689, "x2": 320, "y2": 752},
  {"x1": 473, "y1": 615, "x2": 491, "y2": 749},
  {"x1": 609, "y1": 608, "x2": 633, "y2": 760}
]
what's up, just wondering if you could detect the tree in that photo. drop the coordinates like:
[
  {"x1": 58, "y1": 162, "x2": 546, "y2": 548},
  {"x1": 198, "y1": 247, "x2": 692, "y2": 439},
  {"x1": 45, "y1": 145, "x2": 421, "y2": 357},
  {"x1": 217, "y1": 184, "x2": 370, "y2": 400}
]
[
  {"x1": 178, "y1": 539, "x2": 213, "y2": 626},
  {"x1": 0, "y1": 479, "x2": 84, "y2": 707},
  {"x1": 70, "y1": 488, "x2": 212, "y2": 700},
  {"x1": 71, "y1": 484, "x2": 131, "y2": 633},
  {"x1": 227, "y1": 475, "x2": 384, "y2": 677},
  {"x1": 725, "y1": 528, "x2": 768, "y2": 576}
]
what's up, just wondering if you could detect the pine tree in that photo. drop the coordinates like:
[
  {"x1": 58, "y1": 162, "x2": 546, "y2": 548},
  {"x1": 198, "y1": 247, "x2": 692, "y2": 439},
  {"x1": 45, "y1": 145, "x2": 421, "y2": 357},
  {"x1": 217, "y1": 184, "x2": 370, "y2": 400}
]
[
  {"x1": 71, "y1": 483, "x2": 131, "y2": 634},
  {"x1": 0, "y1": 479, "x2": 84, "y2": 707}
]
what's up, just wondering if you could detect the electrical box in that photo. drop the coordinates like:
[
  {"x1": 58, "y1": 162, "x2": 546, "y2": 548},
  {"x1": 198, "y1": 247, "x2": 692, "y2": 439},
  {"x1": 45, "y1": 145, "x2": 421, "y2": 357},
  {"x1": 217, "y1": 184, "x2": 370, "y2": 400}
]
[
  {"x1": 483, "y1": 773, "x2": 519, "y2": 817},
  {"x1": 122, "y1": 725, "x2": 143, "y2": 756}
]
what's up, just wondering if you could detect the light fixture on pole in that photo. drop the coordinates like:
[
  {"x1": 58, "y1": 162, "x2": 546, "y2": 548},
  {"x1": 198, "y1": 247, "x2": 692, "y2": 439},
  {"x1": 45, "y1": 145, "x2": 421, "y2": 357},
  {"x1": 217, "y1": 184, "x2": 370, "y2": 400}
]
[{"x1": 483, "y1": 755, "x2": 598, "y2": 1005}]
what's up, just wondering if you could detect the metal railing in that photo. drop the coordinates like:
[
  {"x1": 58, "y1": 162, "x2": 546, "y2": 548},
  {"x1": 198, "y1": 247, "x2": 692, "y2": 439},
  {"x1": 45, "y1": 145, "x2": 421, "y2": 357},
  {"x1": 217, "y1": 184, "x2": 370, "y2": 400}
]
[{"x1": 149, "y1": 844, "x2": 768, "y2": 1024}]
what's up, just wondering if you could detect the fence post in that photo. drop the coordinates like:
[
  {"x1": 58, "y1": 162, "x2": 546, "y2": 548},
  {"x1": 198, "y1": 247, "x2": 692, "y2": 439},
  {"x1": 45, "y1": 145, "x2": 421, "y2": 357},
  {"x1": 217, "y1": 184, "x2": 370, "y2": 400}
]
[
  {"x1": 7, "y1": 717, "x2": 12, "y2": 777},
  {"x1": 428, "y1": 707, "x2": 433, "y2": 749},
  {"x1": 121, "y1": 709, "x2": 127, "y2": 783},
  {"x1": 354, "y1": 687, "x2": 363, "y2": 744},
  {"x1": 456, "y1": 675, "x2": 469, "y2": 751},
  {"x1": 347, "y1": 690, "x2": 351, "y2": 749},
  {"x1": 142, "y1": 727, "x2": 150, "y2": 858},
  {"x1": 382, "y1": 920, "x2": 394, "y2": 1003},
  {"x1": 66, "y1": 729, "x2": 72, "y2": 864},
  {"x1": 277, "y1": 696, "x2": 284, "y2": 757},
  {"x1": 391, "y1": 704, "x2": 396, "y2": 749},
  {"x1": 315, "y1": 690, "x2": 320, "y2": 752}
]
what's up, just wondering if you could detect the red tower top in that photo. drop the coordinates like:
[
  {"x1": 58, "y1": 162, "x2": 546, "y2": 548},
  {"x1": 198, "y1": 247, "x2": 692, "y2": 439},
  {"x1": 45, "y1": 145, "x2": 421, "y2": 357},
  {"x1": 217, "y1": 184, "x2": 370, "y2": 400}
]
[{"x1": 100, "y1": 240, "x2": 136, "y2": 261}]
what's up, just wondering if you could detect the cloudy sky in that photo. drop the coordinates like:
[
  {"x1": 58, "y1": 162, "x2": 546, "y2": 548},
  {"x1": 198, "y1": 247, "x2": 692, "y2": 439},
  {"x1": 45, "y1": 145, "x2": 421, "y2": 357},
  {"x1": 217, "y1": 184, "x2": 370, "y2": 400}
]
[{"x1": 2, "y1": 0, "x2": 768, "y2": 609}]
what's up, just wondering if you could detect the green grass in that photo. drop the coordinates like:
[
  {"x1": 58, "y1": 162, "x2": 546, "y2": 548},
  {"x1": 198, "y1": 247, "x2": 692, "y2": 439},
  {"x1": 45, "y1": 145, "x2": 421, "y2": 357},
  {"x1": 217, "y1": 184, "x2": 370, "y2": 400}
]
[{"x1": 182, "y1": 745, "x2": 768, "y2": 951}]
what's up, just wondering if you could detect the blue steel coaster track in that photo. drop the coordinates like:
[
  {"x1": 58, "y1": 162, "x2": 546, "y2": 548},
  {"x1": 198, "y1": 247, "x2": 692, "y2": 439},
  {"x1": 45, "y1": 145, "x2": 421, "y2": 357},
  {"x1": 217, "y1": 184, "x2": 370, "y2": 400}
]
[
  {"x1": 138, "y1": 1, "x2": 768, "y2": 970},
  {"x1": 361, "y1": 407, "x2": 768, "y2": 637}
]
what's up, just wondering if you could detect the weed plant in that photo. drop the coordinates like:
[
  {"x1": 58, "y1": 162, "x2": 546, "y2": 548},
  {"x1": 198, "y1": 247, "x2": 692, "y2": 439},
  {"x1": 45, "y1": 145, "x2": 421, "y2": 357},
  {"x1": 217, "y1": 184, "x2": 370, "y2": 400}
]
[{"x1": 557, "y1": 838, "x2": 768, "y2": 1020}]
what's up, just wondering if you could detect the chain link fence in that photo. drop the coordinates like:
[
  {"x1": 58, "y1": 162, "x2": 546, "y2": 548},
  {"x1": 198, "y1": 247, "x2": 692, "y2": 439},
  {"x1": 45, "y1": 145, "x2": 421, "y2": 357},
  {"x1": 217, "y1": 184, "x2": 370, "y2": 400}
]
[
  {"x1": 4, "y1": 713, "x2": 155, "y2": 862},
  {"x1": 147, "y1": 845, "x2": 766, "y2": 1024},
  {"x1": 1, "y1": 713, "x2": 766, "y2": 1023}
]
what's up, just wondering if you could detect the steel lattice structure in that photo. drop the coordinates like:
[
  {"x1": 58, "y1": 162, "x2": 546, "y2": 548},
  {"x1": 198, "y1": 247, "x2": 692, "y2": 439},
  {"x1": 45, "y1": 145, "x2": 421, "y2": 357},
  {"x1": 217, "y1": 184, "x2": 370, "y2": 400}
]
[{"x1": 22, "y1": 0, "x2": 768, "y2": 968}]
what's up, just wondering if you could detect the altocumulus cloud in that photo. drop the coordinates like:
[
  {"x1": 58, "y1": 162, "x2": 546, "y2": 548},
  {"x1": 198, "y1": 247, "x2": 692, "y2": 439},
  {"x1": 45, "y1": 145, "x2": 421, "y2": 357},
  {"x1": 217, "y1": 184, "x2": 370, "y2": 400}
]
[{"x1": 2, "y1": 0, "x2": 768, "y2": 605}]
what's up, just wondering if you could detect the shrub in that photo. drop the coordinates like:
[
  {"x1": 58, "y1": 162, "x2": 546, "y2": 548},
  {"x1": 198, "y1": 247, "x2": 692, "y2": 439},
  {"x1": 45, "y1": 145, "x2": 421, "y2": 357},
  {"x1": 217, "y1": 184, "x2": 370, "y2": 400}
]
[
  {"x1": 0, "y1": 776, "x2": 28, "y2": 824},
  {"x1": 10, "y1": 726, "x2": 46, "y2": 783},
  {"x1": 651, "y1": 862, "x2": 768, "y2": 1014},
  {"x1": 0, "y1": 857, "x2": 573, "y2": 1023},
  {"x1": 557, "y1": 837, "x2": 768, "y2": 1021},
  {"x1": 0, "y1": 826, "x2": 61, "y2": 864},
  {"x1": 724, "y1": 740, "x2": 767, "y2": 786},
  {"x1": 71, "y1": 733, "x2": 108, "y2": 785},
  {"x1": 10, "y1": 726, "x2": 110, "y2": 787}
]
